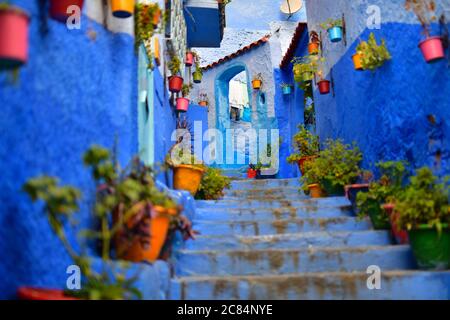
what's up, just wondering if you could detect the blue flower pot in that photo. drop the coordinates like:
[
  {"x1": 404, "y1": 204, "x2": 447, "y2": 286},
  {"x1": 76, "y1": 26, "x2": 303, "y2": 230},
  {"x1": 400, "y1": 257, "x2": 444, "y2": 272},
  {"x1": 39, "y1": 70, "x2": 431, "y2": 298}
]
[
  {"x1": 328, "y1": 26, "x2": 343, "y2": 43},
  {"x1": 282, "y1": 86, "x2": 292, "y2": 95}
]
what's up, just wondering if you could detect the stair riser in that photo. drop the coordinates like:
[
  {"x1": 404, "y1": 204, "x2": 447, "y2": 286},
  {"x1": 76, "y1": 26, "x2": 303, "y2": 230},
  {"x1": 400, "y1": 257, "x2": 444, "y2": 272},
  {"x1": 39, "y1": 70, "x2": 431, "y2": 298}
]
[
  {"x1": 196, "y1": 197, "x2": 351, "y2": 209},
  {"x1": 183, "y1": 231, "x2": 393, "y2": 251},
  {"x1": 230, "y1": 179, "x2": 300, "y2": 190},
  {"x1": 175, "y1": 247, "x2": 415, "y2": 276},
  {"x1": 170, "y1": 273, "x2": 450, "y2": 300},
  {"x1": 194, "y1": 219, "x2": 371, "y2": 236}
]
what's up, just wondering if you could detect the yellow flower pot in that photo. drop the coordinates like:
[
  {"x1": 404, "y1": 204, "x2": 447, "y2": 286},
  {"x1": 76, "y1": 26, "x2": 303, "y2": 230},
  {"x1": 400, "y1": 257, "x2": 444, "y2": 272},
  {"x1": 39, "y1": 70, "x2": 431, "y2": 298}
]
[
  {"x1": 173, "y1": 164, "x2": 205, "y2": 196},
  {"x1": 111, "y1": 0, "x2": 135, "y2": 18},
  {"x1": 352, "y1": 53, "x2": 364, "y2": 71},
  {"x1": 308, "y1": 184, "x2": 323, "y2": 198}
]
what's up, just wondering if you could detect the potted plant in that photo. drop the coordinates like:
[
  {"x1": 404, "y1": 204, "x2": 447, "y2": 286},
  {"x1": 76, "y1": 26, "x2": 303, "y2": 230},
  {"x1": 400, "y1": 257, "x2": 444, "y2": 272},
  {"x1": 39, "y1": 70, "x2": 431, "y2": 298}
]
[
  {"x1": 405, "y1": 0, "x2": 445, "y2": 63},
  {"x1": 168, "y1": 55, "x2": 183, "y2": 93},
  {"x1": 308, "y1": 31, "x2": 320, "y2": 55},
  {"x1": 356, "y1": 161, "x2": 408, "y2": 230},
  {"x1": 395, "y1": 168, "x2": 449, "y2": 269},
  {"x1": 287, "y1": 125, "x2": 320, "y2": 175},
  {"x1": 176, "y1": 83, "x2": 192, "y2": 112},
  {"x1": 198, "y1": 93, "x2": 209, "y2": 107},
  {"x1": 186, "y1": 51, "x2": 195, "y2": 67},
  {"x1": 252, "y1": 73, "x2": 263, "y2": 90},
  {"x1": 195, "y1": 167, "x2": 231, "y2": 200},
  {"x1": 320, "y1": 18, "x2": 344, "y2": 43},
  {"x1": 301, "y1": 160, "x2": 324, "y2": 198},
  {"x1": 345, "y1": 170, "x2": 374, "y2": 213},
  {"x1": 281, "y1": 83, "x2": 292, "y2": 95},
  {"x1": 135, "y1": 2, "x2": 161, "y2": 65},
  {"x1": 0, "y1": 4, "x2": 30, "y2": 71},
  {"x1": 49, "y1": 0, "x2": 84, "y2": 22},
  {"x1": 247, "y1": 164, "x2": 258, "y2": 179},
  {"x1": 382, "y1": 203, "x2": 409, "y2": 245},
  {"x1": 316, "y1": 70, "x2": 330, "y2": 95},
  {"x1": 192, "y1": 52, "x2": 203, "y2": 83},
  {"x1": 111, "y1": 0, "x2": 135, "y2": 18},
  {"x1": 355, "y1": 33, "x2": 391, "y2": 71},
  {"x1": 292, "y1": 55, "x2": 324, "y2": 91}
]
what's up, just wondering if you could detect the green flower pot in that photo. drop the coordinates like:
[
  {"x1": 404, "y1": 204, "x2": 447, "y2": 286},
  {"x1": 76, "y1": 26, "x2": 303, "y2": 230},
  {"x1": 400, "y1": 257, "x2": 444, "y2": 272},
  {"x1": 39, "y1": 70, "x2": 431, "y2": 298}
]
[
  {"x1": 367, "y1": 203, "x2": 391, "y2": 230},
  {"x1": 408, "y1": 225, "x2": 450, "y2": 270},
  {"x1": 193, "y1": 71, "x2": 202, "y2": 83}
]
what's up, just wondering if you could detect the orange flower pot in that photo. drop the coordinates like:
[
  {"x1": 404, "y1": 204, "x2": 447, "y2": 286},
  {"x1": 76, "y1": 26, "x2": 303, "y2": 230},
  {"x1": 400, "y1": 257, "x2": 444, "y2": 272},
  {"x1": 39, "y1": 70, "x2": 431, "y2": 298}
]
[
  {"x1": 115, "y1": 204, "x2": 177, "y2": 263},
  {"x1": 352, "y1": 53, "x2": 363, "y2": 71},
  {"x1": 199, "y1": 101, "x2": 208, "y2": 107},
  {"x1": 173, "y1": 164, "x2": 205, "y2": 196},
  {"x1": 252, "y1": 79, "x2": 262, "y2": 90},
  {"x1": 308, "y1": 42, "x2": 320, "y2": 55},
  {"x1": 308, "y1": 184, "x2": 323, "y2": 198},
  {"x1": 111, "y1": 0, "x2": 135, "y2": 18},
  {"x1": 297, "y1": 155, "x2": 318, "y2": 175},
  {"x1": 152, "y1": 7, "x2": 161, "y2": 26}
]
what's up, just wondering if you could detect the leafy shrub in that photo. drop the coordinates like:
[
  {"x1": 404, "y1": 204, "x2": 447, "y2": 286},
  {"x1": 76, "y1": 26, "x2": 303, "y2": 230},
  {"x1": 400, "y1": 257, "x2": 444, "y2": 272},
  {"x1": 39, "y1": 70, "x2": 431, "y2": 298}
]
[
  {"x1": 356, "y1": 33, "x2": 391, "y2": 71},
  {"x1": 196, "y1": 167, "x2": 231, "y2": 200},
  {"x1": 287, "y1": 125, "x2": 320, "y2": 163}
]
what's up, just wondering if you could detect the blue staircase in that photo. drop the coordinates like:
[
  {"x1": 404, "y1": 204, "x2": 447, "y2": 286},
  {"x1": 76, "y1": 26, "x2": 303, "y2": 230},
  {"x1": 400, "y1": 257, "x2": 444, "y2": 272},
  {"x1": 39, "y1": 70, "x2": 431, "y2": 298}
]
[{"x1": 170, "y1": 178, "x2": 450, "y2": 300}]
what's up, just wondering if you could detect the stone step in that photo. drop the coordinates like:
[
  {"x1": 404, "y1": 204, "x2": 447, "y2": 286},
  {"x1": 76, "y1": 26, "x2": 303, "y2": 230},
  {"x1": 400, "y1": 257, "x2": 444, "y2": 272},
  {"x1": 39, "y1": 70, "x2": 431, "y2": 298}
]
[
  {"x1": 194, "y1": 217, "x2": 371, "y2": 236},
  {"x1": 222, "y1": 187, "x2": 305, "y2": 200},
  {"x1": 175, "y1": 245, "x2": 415, "y2": 277},
  {"x1": 195, "y1": 205, "x2": 353, "y2": 221},
  {"x1": 184, "y1": 230, "x2": 393, "y2": 251},
  {"x1": 230, "y1": 178, "x2": 300, "y2": 190},
  {"x1": 170, "y1": 270, "x2": 450, "y2": 300},
  {"x1": 196, "y1": 196, "x2": 351, "y2": 210}
]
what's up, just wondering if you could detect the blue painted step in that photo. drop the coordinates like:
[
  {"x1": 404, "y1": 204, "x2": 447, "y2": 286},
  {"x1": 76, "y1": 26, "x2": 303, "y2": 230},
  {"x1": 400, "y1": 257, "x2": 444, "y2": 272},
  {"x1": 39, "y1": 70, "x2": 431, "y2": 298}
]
[
  {"x1": 229, "y1": 178, "x2": 300, "y2": 190},
  {"x1": 194, "y1": 217, "x2": 371, "y2": 236},
  {"x1": 175, "y1": 245, "x2": 416, "y2": 276}
]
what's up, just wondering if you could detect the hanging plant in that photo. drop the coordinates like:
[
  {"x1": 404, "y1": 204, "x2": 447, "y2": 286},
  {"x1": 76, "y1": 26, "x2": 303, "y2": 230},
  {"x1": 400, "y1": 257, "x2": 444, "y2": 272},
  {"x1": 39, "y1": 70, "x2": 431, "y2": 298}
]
[
  {"x1": 308, "y1": 31, "x2": 320, "y2": 55},
  {"x1": 192, "y1": 52, "x2": 203, "y2": 83},
  {"x1": 135, "y1": 2, "x2": 161, "y2": 68},
  {"x1": 320, "y1": 18, "x2": 343, "y2": 43},
  {"x1": 168, "y1": 55, "x2": 184, "y2": 93},
  {"x1": 316, "y1": 70, "x2": 330, "y2": 95},
  {"x1": 176, "y1": 83, "x2": 193, "y2": 112},
  {"x1": 292, "y1": 55, "x2": 324, "y2": 91},
  {"x1": 252, "y1": 73, "x2": 263, "y2": 90},
  {"x1": 112, "y1": 0, "x2": 135, "y2": 19},
  {"x1": 405, "y1": 0, "x2": 445, "y2": 63},
  {"x1": 355, "y1": 33, "x2": 391, "y2": 71}
]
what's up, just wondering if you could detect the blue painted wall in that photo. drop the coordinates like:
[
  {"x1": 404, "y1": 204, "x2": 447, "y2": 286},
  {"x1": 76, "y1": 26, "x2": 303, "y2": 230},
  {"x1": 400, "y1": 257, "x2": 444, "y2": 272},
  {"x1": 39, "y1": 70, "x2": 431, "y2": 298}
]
[{"x1": 0, "y1": 2, "x2": 138, "y2": 298}]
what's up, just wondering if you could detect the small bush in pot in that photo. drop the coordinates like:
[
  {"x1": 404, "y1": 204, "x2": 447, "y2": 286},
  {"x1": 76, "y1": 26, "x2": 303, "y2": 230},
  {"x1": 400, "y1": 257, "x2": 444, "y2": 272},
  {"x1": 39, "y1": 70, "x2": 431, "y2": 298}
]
[
  {"x1": 168, "y1": 55, "x2": 183, "y2": 93},
  {"x1": 195, "y1": 167, "x2": 231, "y2": 200},
  {"x1": 396, "y1": 167, "x2": 449, "y2": 270},
  {"x1": 320, "y1": 18, "x2": 343, "y2": 43},
  {"x1": 355, "y1": 33, "x2": 391, "y2": 71},
  {"x1": 192, "y1": 56, "x2": 203, "y2": 84},
  {"x1": 287, "y1": 125, "x2": 320, "y2": 175},
  {"x1": 292, "y1": 55, "x2": 322, "y2": 89},
  {"x1": 176, "y1": 83, "x2": 192, "y2": 112}
]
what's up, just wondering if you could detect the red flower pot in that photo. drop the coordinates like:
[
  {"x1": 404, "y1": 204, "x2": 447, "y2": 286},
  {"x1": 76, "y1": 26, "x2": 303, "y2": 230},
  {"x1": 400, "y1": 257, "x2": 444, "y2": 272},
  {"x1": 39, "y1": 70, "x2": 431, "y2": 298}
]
[
  {"x1": 185, "y1": 52, "x2": 194, "y2": 67},
  {"x1": 318, "y1": 80, "x2": 330, "y2": 95},
  {"x1": 297, "y1": 155, "x2": 318, "y2": 175},
  {"x1": 383, "y1": 203, "x2": 409, "y2": 245},
  {"x1": 419, "y1": 36, "x2": 445, "y2": 63},
  {"x1": 168, "y1": 75, "x2": 183, "y2": 93},
  {"x1": 0, "y1": 6, "x2": 30, "y2": 71},
  {"x1": 247, "y1": 169, "x2": 257, "y2": 179},
  {"x1": 176, "y1": 97, "x2": 190, "y2": 112},
  {"x1": 49, "y1": 0, "x2": 84, "y2": 23},
  {"x1": 17, "y1": 287, "x2": 79, "y2": 300}
]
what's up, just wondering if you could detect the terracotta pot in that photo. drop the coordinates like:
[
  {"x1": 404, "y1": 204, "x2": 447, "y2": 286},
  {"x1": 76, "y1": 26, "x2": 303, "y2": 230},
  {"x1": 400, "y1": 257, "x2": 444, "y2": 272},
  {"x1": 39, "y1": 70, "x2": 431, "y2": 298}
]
[
  {"x1": 252, "y1": 79, "x2": 262, "y2": 90},
  {"x1": 308, "y1": 42, "x2": 320, "y2": 55},
  {"x1": 0, "y1": 6, "x2": 29, "y2": 71},
  {"x1": 111, "y1": 0, "x2": 135, "y2": 18},
  {"x1": 173, "y1": 164, "x2": 205, "y2": 195},
  {"x1": 383, "y1": 203, "x2": 409, "y2": 245},
  {"x1": 17, "y1": 287, "x2": 79, "y2": 300},
  {"x1": 199, "y1": 101, "x2": 208, "y2": 107},
  {"x1": 247, "y1": 169, "x2": 257, "y2": 179},
  {"x1": 168, "y1": 75, "x2": 183, "y2": 93},
  {"x1": 116, "y1": 204, "x2": 178, "y2": 263},
  {"x1": 185, "y1": 52, "x2": 194, "y2": 67},
  {"x1": 419, "y1": 36, "x2": 445, "y2": 63},
  {"x1": 318, "y1": 80, "x2": 330, "y2": 95},
  {"x1": 297, "y1": 155, "x2": 318, "y2": 175},
  {"x1": 308, "y1": 184, "x2": 323, "y2": 198},
  {"x1": 176, "y1": 97, "x2": 190, "y2": 112},
  {"x1": 352, "y1": 53, "x2": 363, "y2": 71},
  {"x1": 49, "y1": 0, "x2": 84, "y2": 22}
]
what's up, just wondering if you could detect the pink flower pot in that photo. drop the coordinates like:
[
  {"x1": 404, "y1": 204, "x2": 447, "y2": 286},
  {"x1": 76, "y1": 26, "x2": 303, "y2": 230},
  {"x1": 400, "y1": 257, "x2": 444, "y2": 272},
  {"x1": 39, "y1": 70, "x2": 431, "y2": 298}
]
[
  {"x1": 0, "y1": 7, "x2": 30, "y2": 70},
  {"x1": 168, "y1": 75, "x2": 183, "y2": 93},
  {"x1": 318, "y1": 80, "x2": 330, "y2": 95},
  {"x1": 176, "y1": 97, "x2": 190, "y2": 112},
  {"x1": 185, "y1": 52, "x2": 194, "y2": 67},
  {"x1": 419, "y1": 36, "x2": 445, "y2": 63},
  {"x1": 49, "y1": 0, "x2": 84, "y2": 23}
]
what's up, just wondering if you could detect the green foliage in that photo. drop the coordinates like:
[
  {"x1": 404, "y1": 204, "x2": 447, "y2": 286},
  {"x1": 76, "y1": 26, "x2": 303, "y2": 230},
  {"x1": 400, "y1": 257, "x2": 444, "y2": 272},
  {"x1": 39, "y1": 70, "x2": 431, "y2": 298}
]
[
  {"x1": 356, "y1": 33, "x2": 391, "y2": 71},
  {"x1": 319, "y1": 18, "x2": 343, "y2": 30},
  {"x1": 134, "y1": 3, "x2": 160, "y2": 51},
  {"x1": 287, "y1": 125, "x2": 320, "y2": 163},
  {"x1": 253, "y1": 73, "x2": 263, "y2": 81},
  {"x1": 196, "y1": 167, "x2": 231, "y2": 200},
  {"x1": 292, "y1": 55, "x2": 325, "y2": 90},
  {"x1": 405, "y1": 0, "x2": 437, "y2": 37},
  {"x1": 168, "y1": 55, "x2": 181, "y2": 76},
  {"x1": 300, "y1": 139, "x2": 362, "y2": 194},
  {"x1": 181, "y1": 83, "x2": 193, "y2": 98},
  {"x1": 356, "y1": 161, "x2": 409, "y2": 222},
  {"x1": 396, "y1": 167, "x2": 450, "y2": 232}
]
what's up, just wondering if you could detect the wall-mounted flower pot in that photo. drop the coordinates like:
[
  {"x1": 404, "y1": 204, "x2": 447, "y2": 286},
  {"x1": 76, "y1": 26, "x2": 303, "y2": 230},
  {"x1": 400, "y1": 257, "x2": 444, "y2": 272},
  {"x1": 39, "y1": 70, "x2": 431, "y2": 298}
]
[
  {"x1": 49, "y1": 0, "x2": 84, "y2": 22},
  {"x1": 152, "y1": 7, "x2": 161, "y2": 27},
  {"x1": 328, "y1": 26, "x2": 343, "y2": 43},
  {"x1": 308, "y1": 42, "x2": 320, "y2": 55},
  {"x1": 168, "y1": 75, "x2": 183, "y2": 93},
  {"x1": 282, "y1": 86, "x2": 292, "y2": 95},
  {"x1": 185, "y1": 52, "x2": 194, "y2": 67},
  {"x1": 199, "y1": 101, "x2": 208, "y2": 107},
  {"x1": 252, "y1": 79, "x2": 262, "y2": 90},
  {"x1": 193, "y1": 71, "x2": 202, "y2": 83},
  {"x1": 352, "y1": 53, "x2": 363, "y2": 71},
  {"x1": 308, "y1": 184, "x2": 323, "y2": 198},
  {"x1": 298, "y1": 155, "x2": 318, "y2": 175},
  {"x1": 318, "y1": 80, "x2": 330, "y2": 95},
  {"x1": 345, "y1": 184, "x2": 369, "y2": 214},
  {"x1": 173, "y1": 164, "x2": 205, "y2": 195},
  {"x1": 17, "y1": 287, "x2": 79, "y2": 300},
  {"x1": 301, "y1": 72, "x2": 314, "y2": 83},
  {"x1": 176, "y1": 97, "x2": 190, "y2": 112},
  {"x1": 362, "y1": 199, "x2": 390, "y2": 230},
  {"x1": 382, "y1": 203, "x2": 409, "y2": 245},
  {"x1": 247, "y1": 169, "x2": 257, "y2": 179},
  {"x1": 0, "y1": 6, "x2": 30, "y2": 71},
  {"x1": 408, "y1": 224, "x2": 449, "y2": 270},
  {"x1": 418, "y1": 36, "x2": 445, "y2": 63},
  {"x1": 111, "y1": 0, "x2": 135, "y2": 18}
]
